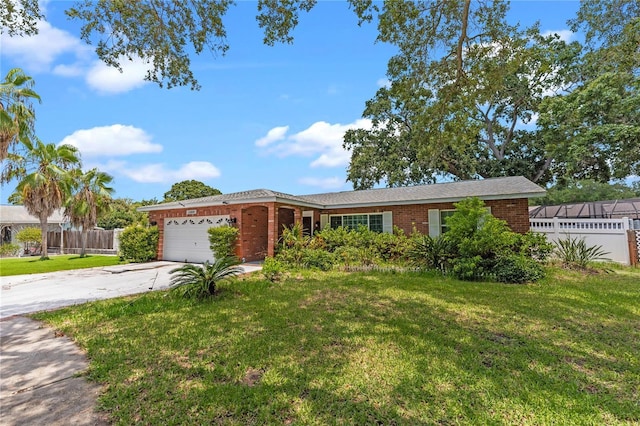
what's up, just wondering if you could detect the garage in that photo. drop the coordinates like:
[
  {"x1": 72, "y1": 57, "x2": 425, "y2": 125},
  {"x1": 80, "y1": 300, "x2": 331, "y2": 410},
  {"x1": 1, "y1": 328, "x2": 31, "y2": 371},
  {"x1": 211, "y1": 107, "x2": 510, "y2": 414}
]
[{"x1": 163, "y1": 215, "x2": 229, "y2": 263}]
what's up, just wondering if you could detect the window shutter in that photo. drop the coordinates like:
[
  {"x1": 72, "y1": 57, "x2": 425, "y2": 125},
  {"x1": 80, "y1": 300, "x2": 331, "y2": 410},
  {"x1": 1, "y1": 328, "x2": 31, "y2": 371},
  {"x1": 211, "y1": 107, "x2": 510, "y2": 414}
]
[
  {"x1": 320, "y1": 214, "x2": 329, "y2": 230},
  {"x1": 382, "y1": 211, "x2": 393, "y2": 233},
  {"x1": 428, "y1": 209, "x2": 440, "y2": 236}
]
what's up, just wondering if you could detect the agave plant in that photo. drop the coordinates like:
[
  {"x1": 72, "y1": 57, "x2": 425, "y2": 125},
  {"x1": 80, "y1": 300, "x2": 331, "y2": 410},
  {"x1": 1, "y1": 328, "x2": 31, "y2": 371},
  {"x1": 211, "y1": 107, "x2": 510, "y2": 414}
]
[
  {"x1": 554, "y1": 236, "x2": 610, "y2": 269},
  {"x1": 169, "y1": 256, "x2": 243, "y2": 299}
]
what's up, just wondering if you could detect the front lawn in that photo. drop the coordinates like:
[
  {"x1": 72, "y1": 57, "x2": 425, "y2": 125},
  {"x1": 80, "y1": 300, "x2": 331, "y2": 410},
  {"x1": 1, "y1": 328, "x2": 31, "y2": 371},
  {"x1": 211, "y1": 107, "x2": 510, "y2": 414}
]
[
  {"x1": 0, "y1": 254, "x2": 127, "y2": 276},
  {"x1": 34, "y1": 268, "x2": 640, "y2": 425}
]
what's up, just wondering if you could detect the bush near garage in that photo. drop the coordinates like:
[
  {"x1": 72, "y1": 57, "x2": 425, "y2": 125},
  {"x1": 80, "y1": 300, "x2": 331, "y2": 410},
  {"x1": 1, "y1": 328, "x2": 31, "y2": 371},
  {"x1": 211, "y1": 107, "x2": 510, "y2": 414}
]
[
  {"x1": 208, "y1": 225, "x2": 239, "y2": 259},
  {"x1": 118, "y1": 225, "x2": 159, "y2": 262}
]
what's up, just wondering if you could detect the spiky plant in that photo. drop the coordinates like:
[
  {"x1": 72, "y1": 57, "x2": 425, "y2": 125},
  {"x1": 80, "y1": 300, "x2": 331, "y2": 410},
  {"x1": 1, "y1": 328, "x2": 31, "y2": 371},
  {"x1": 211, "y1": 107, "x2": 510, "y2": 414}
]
[
  {"x1": 169, "y1": 256, "x2": 243, "y2": 299},
  {"x1": 554, "y1": 236, "x2": 610, "y2": 269}
]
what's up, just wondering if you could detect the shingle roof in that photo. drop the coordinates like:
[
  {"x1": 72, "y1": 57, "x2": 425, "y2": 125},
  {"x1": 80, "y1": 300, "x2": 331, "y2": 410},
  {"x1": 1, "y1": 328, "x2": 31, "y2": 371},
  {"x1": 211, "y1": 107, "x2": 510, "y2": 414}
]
[
  {"x1": 0, "y1": 206, "x2": 67, "y2": 224},
  {"x1": 139, "y1": 177, "x2": 544, "y2": 212},
  {"x1": 300, "y1": 176, "x2": 545, "y2": 208},
  {"x1": 141, "y1": 189, "x2": 319, "y2": 210}
]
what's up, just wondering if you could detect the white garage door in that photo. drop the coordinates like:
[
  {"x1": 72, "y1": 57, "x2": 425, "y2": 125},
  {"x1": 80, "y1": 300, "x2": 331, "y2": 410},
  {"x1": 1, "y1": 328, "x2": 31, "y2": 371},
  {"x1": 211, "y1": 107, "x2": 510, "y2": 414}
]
[{"x1": 163, "y1": 216, "x2": 229, "y2": 263}]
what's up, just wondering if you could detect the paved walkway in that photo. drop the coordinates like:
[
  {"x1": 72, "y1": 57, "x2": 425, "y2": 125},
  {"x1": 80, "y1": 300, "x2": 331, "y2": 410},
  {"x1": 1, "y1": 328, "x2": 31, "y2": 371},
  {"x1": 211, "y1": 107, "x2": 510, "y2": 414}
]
[
  {"x1": 0, "y1": 316, "x2": 108, "y2": 426},
  {"x1": 0, "y1": 262, "x2": 262, "y2": 425}
]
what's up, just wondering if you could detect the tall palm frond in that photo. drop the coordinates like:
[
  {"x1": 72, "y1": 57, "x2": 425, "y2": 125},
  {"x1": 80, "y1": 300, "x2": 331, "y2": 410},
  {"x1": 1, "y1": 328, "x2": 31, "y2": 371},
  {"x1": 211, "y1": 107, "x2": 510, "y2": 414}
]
[
  {"x1": 65, "y1": 168, "x2": 114, "y2": 257},
  {"x1": 10, "y1": 139, "x2": 80, "y2": 259},
  {"x1": 0, "y1": 68, "x2": 41, "y2": 161}
]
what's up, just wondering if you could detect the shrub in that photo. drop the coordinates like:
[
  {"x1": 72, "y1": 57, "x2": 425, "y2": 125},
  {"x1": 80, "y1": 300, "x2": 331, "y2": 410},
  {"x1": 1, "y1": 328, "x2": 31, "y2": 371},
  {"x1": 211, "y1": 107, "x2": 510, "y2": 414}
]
[
  {"x1": 300, "y1": 248, "x2": 336, "y2": 271},
  {"x1": 169, "y1": 256, "x2": 242, "y2": 299},
  {"x1": 262, "y1": 257, "x2": 285, "y2": 282},
  {"x1": 118, "y1": 225, "x2": 159, "y2": 262},
  {"x1": 452, "y1": 255, "x2": 486, "y2": 281},
  {"x1": 0, "y1": 243, "x2": 20, "y2": 257},
  {"x1": 16, "y1": 227, "x2": 41, "y2": 252},
  {"x1": 554, "y1": 236, "x2": 610, "y2": 268},
  {"x1": 208, "y1": 225, "x2": 239, "y2": 258},
  {"x1": 493, "y1": 255, "x2": 545, "y2": 284},
  {"x1": 409, "y1": 234, "x2": 455, "y2": 273},
  {"x1": 515, "y1": 231, "x2": 554, "y2": 262}
]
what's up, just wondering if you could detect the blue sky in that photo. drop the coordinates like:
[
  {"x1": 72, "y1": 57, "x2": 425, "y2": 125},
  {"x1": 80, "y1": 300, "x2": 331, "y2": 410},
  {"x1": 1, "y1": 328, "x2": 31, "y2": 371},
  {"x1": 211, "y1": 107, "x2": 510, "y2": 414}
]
[{"x1": 1, "y1": 1, "x2": 582, "y2": 203}]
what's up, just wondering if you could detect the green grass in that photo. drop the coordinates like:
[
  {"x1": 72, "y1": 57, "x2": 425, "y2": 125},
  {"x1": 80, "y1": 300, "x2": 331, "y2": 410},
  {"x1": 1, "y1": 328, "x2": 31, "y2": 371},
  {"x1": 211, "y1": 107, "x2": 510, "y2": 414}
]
[
  {"x1": 0, "y1": 254, "x2": 127, "y2": 276},
  {"x1": 34, "y1": 267, "x2": 640, "y2": 425}
]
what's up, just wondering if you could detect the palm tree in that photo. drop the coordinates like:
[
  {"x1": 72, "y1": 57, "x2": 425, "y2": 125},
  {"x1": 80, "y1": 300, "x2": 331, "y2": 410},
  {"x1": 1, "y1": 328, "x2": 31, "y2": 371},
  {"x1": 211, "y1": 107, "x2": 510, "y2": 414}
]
[
  {"x1": 9, "y1": 139, "x2": 80, "y2": 259},
  {"x1": 0, "y1": 68, "x2": 40, "y2": 161},
  {"x1": 65, "y1": 168, "x2": 114, "y2": 257},
  {"x1": 169, "y1": 256, "x2": 243, "y2": 299}
]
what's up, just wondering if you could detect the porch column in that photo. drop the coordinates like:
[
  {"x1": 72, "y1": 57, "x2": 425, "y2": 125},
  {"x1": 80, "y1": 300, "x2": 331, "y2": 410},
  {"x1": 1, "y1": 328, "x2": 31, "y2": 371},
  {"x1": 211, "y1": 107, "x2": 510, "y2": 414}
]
[
  {"x1": 267, "y1": 203, "x2": 277, "y2": 258},
  {"x1": 293, "y1": 208, "x2": 302, "y2": 226}
]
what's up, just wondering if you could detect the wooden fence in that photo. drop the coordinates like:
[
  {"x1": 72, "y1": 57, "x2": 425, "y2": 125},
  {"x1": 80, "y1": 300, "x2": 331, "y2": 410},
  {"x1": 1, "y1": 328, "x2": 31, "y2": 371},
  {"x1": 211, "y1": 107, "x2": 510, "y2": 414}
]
[{"x1": 47, "y1": 229, "x2": 120, "y2": 255}]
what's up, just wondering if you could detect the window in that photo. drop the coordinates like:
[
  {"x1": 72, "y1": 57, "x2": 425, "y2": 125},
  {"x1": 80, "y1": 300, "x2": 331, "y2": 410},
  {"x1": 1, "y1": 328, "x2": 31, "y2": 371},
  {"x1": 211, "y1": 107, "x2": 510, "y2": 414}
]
[
  {"x1": 439, "y1": 210, "x2": 455, "y2": 234},
  {"x1": 330, "y1": 213, "x2": 384, "y2": 232}
]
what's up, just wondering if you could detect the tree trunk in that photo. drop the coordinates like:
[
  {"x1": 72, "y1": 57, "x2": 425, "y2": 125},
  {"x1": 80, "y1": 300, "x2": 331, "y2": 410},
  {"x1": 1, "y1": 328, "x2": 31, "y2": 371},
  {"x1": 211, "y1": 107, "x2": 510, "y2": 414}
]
[
  {"x1": 39, "y1": 215, "x2": 48, "y2": 259},
  {"x1": 81, "y1": 227, "x2": 87, "y2": 257}
]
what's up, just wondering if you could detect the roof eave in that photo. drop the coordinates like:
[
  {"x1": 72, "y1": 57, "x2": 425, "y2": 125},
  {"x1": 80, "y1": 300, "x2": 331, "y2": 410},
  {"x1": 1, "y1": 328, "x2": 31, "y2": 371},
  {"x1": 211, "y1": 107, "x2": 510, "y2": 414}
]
[
  {"x1": 320, "y1": 191, "x2": 545, "y2": 210},
  {"x1": 138, "y1": 196, "x2": 323, "y2": 212}
]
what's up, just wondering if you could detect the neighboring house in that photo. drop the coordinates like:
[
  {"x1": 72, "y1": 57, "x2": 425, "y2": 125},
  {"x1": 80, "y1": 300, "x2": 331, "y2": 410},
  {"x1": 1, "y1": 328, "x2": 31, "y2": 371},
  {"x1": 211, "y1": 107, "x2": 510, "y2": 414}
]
[
  {"x1": 0, "y1": 206, "x2": 68, "y2": 245},
  {"x1": 138, "y1": 176, "x2": 545, "y2": 264}
]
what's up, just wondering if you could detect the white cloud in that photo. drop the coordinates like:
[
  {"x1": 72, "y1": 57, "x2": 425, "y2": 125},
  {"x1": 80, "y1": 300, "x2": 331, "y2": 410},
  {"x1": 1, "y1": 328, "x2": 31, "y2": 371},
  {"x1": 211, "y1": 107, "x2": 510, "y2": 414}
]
[
  {"x1": 298, "y1": 176, "x2": 347, "y2": 190},
  {"x1": 255, "y1": 119, "x2": 372, "y2": 168},
  {"x1": 119, "y1": 161, "x2": 221, "y2": 184},
  {"x1": 0, "y1": 20, "x2": 90, "y2": 72},
  {"x1": 542, "y1": 29, "x2": 575, "y2": 43},
  {"x1": 59, "y1": 125, "x2": 162, "y2": 158},
  {"x1": 377, "y1": 78, "x2": 391, "y2": 89},
  {"x1": 85, "y1": 57, "x2": 150, "y2": 94},
  {"x1": 255, "y1": 126, "x2": 289, "y2": 147}
]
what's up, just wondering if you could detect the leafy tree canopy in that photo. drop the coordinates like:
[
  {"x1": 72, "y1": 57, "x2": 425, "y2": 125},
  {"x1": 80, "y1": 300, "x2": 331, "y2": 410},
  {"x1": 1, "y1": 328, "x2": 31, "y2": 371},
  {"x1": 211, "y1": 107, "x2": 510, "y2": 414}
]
[
  {"x1": 1, "y1": 0, "x2": 346, "y2": 90},
  {"x1": 537, "y1": 179, "x2": 640, "y2": 206},
  {"x1": 97, "y1": 198, "x2": 148, "y2": 230},
  {"x1": 344, "y1": 0, "x2": 639, "y2": 189},
  {"x1": 163, "y1": 180, "x2": 221, "y2": 202}
]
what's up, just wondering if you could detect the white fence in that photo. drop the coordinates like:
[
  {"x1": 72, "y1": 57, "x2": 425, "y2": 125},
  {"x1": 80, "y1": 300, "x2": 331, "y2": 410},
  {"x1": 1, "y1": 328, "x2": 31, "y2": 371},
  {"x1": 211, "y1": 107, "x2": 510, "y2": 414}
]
[{"x1": 530, "y1": 217, "x2": 633, "y2": 265}]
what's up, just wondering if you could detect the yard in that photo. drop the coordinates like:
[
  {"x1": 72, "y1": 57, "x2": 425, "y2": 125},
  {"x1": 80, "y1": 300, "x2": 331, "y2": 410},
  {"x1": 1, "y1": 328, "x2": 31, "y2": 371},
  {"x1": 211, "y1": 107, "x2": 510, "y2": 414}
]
[
  {"x1": 0, "y1": 255, "x2": 126, "y2": 277},
  {"x1": 34, "y1": 267, "x2": 640, "y2": 425}
]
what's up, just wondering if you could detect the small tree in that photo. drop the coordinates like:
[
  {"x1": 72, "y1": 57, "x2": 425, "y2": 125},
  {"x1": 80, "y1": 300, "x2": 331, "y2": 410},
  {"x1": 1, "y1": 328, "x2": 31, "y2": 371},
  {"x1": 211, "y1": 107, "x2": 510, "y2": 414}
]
[{"x1": 16, "y1": 227, "x2": 41, "y2": 254}]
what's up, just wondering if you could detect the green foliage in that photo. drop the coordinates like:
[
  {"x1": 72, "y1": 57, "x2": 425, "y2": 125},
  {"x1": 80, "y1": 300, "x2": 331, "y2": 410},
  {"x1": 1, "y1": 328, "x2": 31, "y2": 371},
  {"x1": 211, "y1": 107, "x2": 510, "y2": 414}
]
[
  {"x1": 409, "y1": 234, "x2": 455, "y2": 273},
  {"x1": 207, "y1": 225, "x2": 239, "y2": 259},
  {"x1": 118, "y1": 225, "x2": 159, "y2": 263},
  {"x1": 514, "y1": 231, "x2": 554, "y2": 262},
  {"x1": 537, "y1": 179, "x2": 640, "y2": 205},
  {"x1": 451, "y1": 256, "x2": 486, "y2": 282},
  {"x1": 97, "y1": 198, "x2": 147, "y2": 229},
  {"x1": 0, "y1": 254, "x2": 126, "y2": 276},
  {"x1": 169, "y1": 256, "x2": 242, "y2": 299},
  {"x1": 445, "y1": 198, "x2": 546, "y2": 283},
  {"x1": 16, "y1": 226, "x2": 41, "y2": 246},
  {"x1": 277, "y1": 224, "x2": 413, "y2": 270},
  {"x1": 554, "y1": 236, "x2": 611, "y2": 269},
  {"x1": 0, "y1": 243, "x2": 20, "y2": 257},
  {"x1": 261, "y1": 257, "x2": 285, "y2": 282},
  {"x1": 0, "y1": 67, "x2": 41, "y2": 163},
  {"x1": 493, "y1": 255, "x2": 546, "y2": 284},
  {"x1": 446, "y1": 198, "x2": 516, "y2": 259},
  {"x1": 163, "y1": 180, "x2": 221, "y2": 202}
]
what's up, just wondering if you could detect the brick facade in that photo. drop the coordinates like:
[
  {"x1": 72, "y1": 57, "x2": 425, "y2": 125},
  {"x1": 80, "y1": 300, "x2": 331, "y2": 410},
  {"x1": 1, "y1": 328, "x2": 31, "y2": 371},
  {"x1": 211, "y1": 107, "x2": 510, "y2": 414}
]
[{"x1": 147, "y1": 197, "x2": 530, "y2": 262}]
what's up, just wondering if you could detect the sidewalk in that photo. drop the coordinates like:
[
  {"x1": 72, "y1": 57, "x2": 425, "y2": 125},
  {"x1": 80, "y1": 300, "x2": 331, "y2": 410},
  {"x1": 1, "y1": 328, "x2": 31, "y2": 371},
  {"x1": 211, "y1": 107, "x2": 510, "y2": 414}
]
[{"x1": 0, "y1": 316, "x2": 108, "y2": 425}]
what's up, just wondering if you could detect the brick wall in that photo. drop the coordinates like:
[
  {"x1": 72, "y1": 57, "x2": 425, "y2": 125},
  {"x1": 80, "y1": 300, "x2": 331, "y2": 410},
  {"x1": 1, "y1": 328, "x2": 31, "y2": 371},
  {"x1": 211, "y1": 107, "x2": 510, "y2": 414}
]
[
  {"x1": 148, "y1": 197, "x2": 531, "y2": 262},
  {"x1": 319, "y1": 198, "x2": 531, "y2": 235}
]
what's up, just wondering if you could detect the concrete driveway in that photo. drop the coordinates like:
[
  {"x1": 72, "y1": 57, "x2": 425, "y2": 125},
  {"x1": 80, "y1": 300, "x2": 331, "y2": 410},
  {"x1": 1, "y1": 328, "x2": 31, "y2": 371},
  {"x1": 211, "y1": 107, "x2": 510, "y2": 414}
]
[{"x1": 0, "y1": 261, "x2": 263, "y2": 319}]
